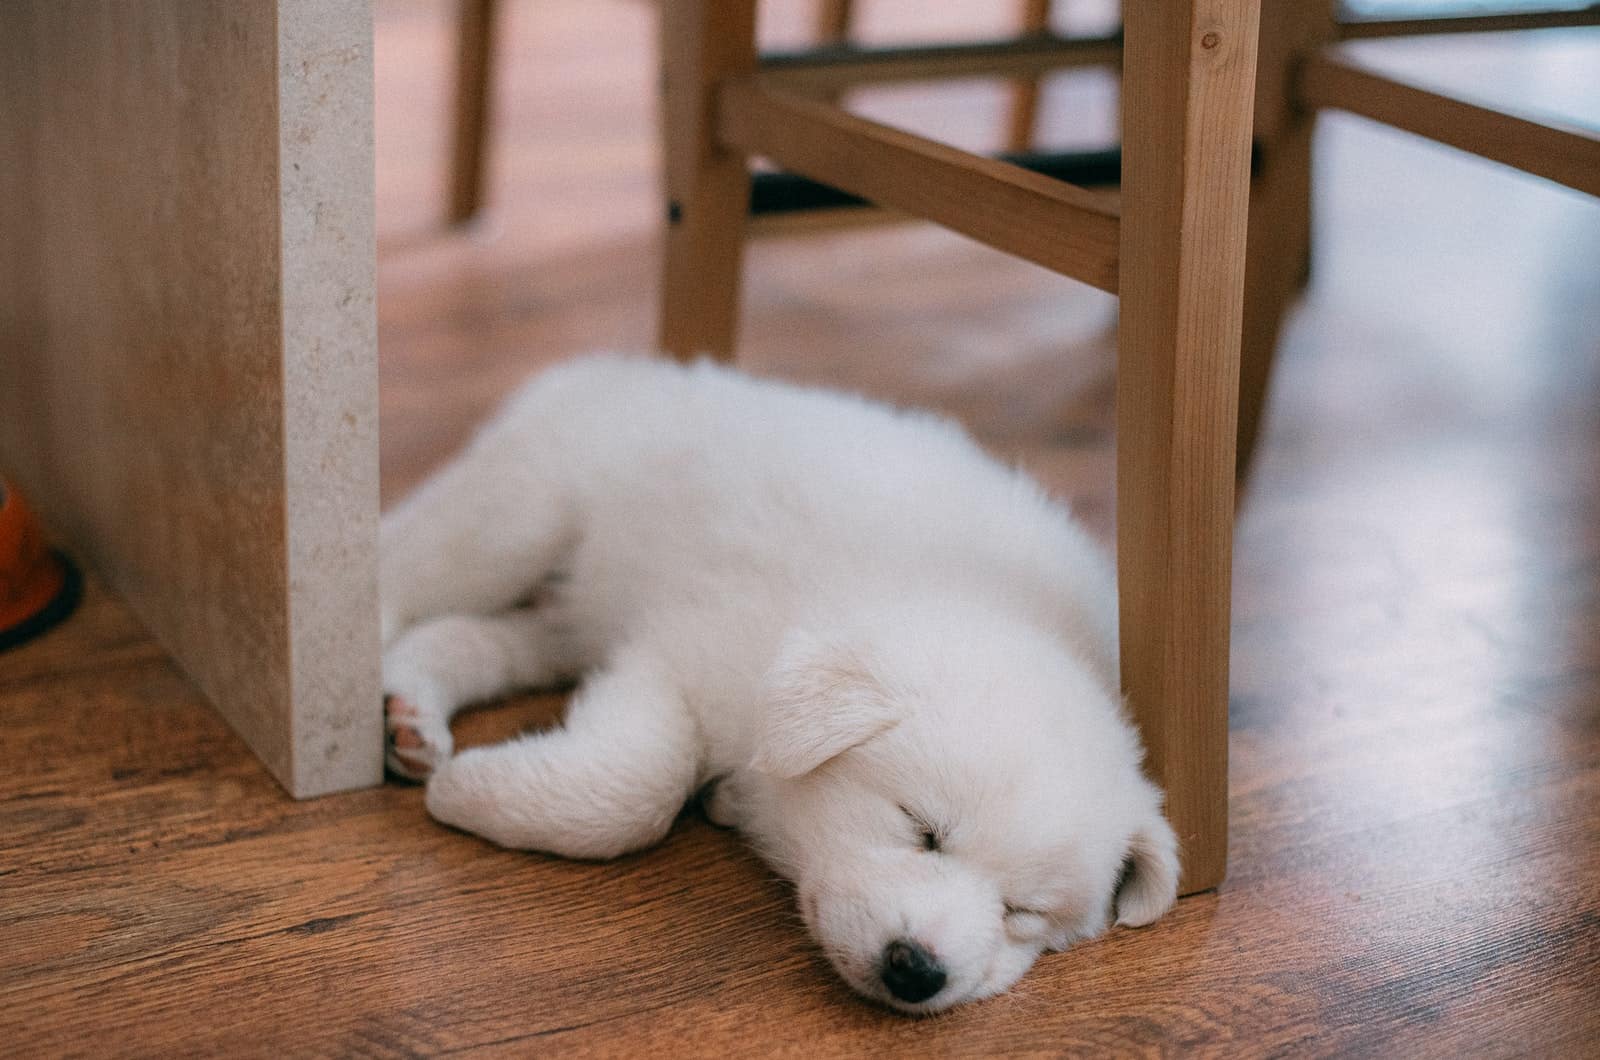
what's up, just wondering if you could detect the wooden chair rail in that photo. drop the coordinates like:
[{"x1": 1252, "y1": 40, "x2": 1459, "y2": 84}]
[
  {"x1": 753, "y1": 6, "x2": 1600, "y2": 96},
  {"x1": 757, "y1": 33, "x2": 1123, "y2": 94},
  {"x1": 1336, "y1": 4, "x2": 1600, "y2": 40},
  {"x1": 718, "y1": 81, "x2": 1120, "y2": 292},
  {"x1": 749, "y1": 147, "x2": 1122, "y2": 213},
  {"x1": 1300, "y1": 47, "x2": 1600, "y2": 198}
]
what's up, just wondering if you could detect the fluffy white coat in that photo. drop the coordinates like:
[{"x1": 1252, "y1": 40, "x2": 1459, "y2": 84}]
[{"x1": 379, "y1": 354, "x2": 1178, "y2": 1012}]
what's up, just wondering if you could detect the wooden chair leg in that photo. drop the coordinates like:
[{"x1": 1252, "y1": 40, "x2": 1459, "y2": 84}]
[
  {"x1": 659, "y1": 0, "x2": 757, "y2": 361},
  {"x1": 816, "y1": 0, "x2": 853, "y2": 42},
  {"x1": 449, "y1": 0, "x2": 498, "y2": 225},
  {"x1": 1007, "y1": 2, "x2": 1125, "y2": 154},
  {"x1": 1117, "y1": 0, "x2": 1260, "y2": 895},
  {"x1": 1236, "y1": 121, "x2": 1311, "y2": 484},
  {"x1": 1006, "y1": 0, "x2": 1053, "y2": 153},
  {"x1": 1236, "y1": 2, "x2": 1334, "y2": 484}
]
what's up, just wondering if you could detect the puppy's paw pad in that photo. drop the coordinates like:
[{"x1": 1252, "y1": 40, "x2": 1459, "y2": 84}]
[
  {"x1": 386, "y1": 729, "x2": 437, "y2": 782},
  {"x1": 384, "y1": 695, "x2": 449, "y2": 781},
  {"x1": 385, "y1": 694, "x2": 423, "y2": 723}
]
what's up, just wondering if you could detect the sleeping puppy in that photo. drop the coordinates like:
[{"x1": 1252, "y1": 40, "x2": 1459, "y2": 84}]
[{"x1": 379, "y1": 353, "x2": 1179, "y2": 1013}]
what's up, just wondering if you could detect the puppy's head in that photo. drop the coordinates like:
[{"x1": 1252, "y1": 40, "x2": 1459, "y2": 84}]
[{"x1": 748, "y1": 607, "x2": 1178, "y2": 1014}]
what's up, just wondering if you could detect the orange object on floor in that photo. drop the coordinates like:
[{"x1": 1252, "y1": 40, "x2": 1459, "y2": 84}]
[{"x1": 0, "y1": 479, "x2": 81, "y2": 651}]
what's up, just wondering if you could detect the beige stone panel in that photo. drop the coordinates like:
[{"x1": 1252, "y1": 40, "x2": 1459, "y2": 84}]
[{"x1": 0, "y1": 1, "x2": 381, "y2": 797}]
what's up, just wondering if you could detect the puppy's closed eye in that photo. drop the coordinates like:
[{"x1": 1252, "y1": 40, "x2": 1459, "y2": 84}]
[
  {"x1": 899, "y1": 805, "x2": 942, "y2": 852},
  {"x1": 1002, "y1": 904, "x2": 1052, "y2": 940}
]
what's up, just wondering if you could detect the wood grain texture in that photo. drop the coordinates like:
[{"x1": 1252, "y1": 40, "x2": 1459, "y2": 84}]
[
  {"x1": 721, "y1": 82, "x2": 1121, "y2": 292},
  {"x1": 5, "y1": 1, "x2": 1598, "y2": 1054},
  {"x1": 0, "y1": 1, "x2": 380, "y2": 798},
  {"x1": 1116, "y1": 0, "x2": 1260, "y2": 894},
  {"x1": 1300, "y1": 39, "x2": 1600, "y2": 198}
]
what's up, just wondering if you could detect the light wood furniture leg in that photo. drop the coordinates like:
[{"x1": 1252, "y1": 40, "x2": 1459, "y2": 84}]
[
  {"x1": 0, "y1": 0, "x2": 380, "y2": 798},
  {"x1": 659, "y1": 0, "x2": 757, "y2": 360},
  {"x1": 816, "y1": 0, "x2": 854, "y2": 43},
  {"x1": 812, "y1": 0, "x2": 856, "y2": 119},
  {"x1": 449, "y1": 0, "x2": 499, "y2": 225},
  {"x1": 1006, "y1": 0, "x2": 1055, "y2": 152},
  {"x1": 1117, "y1": 0, "x2": 1260, "y2": 894},
  {"x1": 1236, "y1": 2, "x2": 1334, "y2": 482}
]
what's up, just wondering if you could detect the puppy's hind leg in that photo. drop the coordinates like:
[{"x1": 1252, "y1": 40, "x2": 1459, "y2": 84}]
[
  {"x1": 384, "y1": 609, "x2": 584, "y2": 780},
  {"x1": 425, "y1": 646, "x2": 700, "y2": 859},
  {"x1": 380, "y1": 434, "x2": 577, "y2": 646}
]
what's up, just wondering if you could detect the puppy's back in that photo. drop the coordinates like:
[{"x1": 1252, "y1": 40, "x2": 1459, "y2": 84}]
[{"x1": 496, "y1": 354, "x2": 1117, "y2": 681}]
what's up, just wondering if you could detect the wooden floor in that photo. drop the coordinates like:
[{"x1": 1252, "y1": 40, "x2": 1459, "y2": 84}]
[{"x1": 5, "y1": 2, "x2": 1599, "y2": 1055}]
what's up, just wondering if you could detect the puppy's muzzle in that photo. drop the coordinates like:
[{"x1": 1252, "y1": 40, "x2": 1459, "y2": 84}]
[{"x1": 880, "y1": 939, "x2": 947, "y2": 1004}]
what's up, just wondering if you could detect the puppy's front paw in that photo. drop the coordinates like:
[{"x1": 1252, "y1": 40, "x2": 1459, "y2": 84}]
[{"x1": 385, "y1": 694, "x2": 452, "y2": 781}]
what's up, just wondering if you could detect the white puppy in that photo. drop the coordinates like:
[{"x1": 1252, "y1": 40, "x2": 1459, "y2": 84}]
[{"x1": 380, "y1": 354, "x2": 1178, "y2": 1013}]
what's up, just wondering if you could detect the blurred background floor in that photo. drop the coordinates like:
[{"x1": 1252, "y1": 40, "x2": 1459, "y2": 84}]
[{"x1": 3, "y1": 2, "x2": 1598, "y2": 1054}]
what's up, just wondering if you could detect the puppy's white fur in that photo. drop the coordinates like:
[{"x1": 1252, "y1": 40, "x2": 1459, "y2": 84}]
[{"x1": 380, "y1": 354, "x2": 1178, "y2": 1012}]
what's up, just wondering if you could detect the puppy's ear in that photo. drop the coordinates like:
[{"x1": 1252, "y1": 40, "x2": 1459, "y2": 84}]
[
  {"x1": 750, "y1": 632, "x2": 901, "y2": 778},
  {"x1": 1114, "y1": 809, "x2": 1180, "y2": 927}
]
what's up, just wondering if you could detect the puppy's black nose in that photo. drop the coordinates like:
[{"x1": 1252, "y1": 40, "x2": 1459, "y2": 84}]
[{"x1": 880, "y1": 939, "x2": 946, "y2": 1003}]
